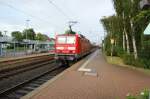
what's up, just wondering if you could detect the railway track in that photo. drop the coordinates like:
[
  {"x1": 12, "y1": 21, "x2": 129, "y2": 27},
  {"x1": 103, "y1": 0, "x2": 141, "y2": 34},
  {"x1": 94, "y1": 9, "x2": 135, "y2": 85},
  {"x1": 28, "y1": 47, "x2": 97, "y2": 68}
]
[
  {"x1": 0, "y1": 55, "x2": 53, "y2": 72},
  {"x1": 0, "y1": 57, "x2": 53, "y2": 79},
  {"x1": 0, "y1": 50, "x2": 94, "y2": 99},
  {"x1": 0, "y1": 58, "x2": 67, "y2": 99}
]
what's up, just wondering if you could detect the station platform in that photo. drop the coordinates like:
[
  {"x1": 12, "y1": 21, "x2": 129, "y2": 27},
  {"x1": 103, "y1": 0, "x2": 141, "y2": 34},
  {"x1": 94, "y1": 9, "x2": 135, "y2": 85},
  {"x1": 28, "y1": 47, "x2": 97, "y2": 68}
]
[
  {"x1": 0, "y1": 52, "x2": 52, "y2": 62},
  {"x1": 22, "y1": 50, "x2": 150, "y2": 99}
]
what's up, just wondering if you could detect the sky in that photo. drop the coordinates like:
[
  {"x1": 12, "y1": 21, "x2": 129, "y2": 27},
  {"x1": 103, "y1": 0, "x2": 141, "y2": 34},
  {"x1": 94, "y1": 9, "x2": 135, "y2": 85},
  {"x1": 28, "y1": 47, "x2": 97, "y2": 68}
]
[{"x1": 0, "y1": 0, "x2": 115, "y2": 44}]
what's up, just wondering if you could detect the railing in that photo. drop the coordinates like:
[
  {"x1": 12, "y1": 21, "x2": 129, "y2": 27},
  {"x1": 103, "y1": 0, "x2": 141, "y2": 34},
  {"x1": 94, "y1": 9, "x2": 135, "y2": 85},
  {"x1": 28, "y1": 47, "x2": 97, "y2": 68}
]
[{"x1": 0, "y1": 37, "x2": 13, "y2": 43}]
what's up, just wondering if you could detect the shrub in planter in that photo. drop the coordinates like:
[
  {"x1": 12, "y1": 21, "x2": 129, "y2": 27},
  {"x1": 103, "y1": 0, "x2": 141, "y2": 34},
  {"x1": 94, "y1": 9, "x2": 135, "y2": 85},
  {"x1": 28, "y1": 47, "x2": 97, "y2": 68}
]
[{"x1": 122, "y1": 53, "x2": 135, "y2": 65}]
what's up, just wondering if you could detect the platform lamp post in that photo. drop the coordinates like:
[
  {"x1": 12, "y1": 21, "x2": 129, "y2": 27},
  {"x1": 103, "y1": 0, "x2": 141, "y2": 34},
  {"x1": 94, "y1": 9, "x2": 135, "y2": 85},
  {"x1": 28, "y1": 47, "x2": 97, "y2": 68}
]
[
  {"x1": 25, "y1": 19, "x2": 30, "y2": 55},
  {"x1": 4, "y1": 30, "x2": 7, "y2": 56}
]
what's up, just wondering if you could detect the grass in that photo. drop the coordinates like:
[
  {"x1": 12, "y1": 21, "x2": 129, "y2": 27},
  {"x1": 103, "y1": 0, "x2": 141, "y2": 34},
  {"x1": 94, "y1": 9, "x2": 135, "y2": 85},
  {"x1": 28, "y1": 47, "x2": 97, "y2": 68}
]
[{"x1": 105, "y1": 56, "x2": 150, "y2": 76}]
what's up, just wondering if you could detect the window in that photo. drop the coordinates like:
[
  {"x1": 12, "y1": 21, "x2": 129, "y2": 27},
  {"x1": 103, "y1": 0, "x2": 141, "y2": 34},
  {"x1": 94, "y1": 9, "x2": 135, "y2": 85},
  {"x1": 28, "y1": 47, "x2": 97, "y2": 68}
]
[
  {"x1": 57, "y1": 36, "x2": 66, "y2": 44},
  {"x1": 67, "y1": 36, "x2": 76, "y2": 44},
  {"x1": 57, "y1": 36, "x2": 76, "y2": 44}
]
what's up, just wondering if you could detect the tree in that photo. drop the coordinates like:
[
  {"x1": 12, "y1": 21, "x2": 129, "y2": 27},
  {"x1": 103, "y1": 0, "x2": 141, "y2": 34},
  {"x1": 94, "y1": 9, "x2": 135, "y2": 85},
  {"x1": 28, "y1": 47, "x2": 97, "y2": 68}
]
[
  {"x1": 101, "y1": 0, "x2": 150, "y2": 67},
  {"x1": 11, "y1": 31, "x2": 23, "y2": 41},
  {"x1": 113, "y1": 0, "x2": 131, "y2": 54},
  {"x1": 101, "y1": 15, "x2": 124, "y2": 56},
  {"x1": 42, "y1": 34, "x2": 49, "y2": 41},
  {"x1": 36, "y1": 33, "x2": 49, "y2": 41},
  {"x1": 0, "y1": 31, "x2": 3, "y2": 37},
  {"x1": 22, "y1": 28, "x2": 36, "y2": 40},
  {"x1": 112, "y1": 0, "x2": 142, "y2": 59}
]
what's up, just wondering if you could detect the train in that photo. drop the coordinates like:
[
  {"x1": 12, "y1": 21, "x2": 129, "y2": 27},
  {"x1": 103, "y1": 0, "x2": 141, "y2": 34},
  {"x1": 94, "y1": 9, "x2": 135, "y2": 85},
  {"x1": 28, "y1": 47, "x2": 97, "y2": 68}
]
[{"x1": 55, "y1": 33, "x2": 93, "y2": 65}]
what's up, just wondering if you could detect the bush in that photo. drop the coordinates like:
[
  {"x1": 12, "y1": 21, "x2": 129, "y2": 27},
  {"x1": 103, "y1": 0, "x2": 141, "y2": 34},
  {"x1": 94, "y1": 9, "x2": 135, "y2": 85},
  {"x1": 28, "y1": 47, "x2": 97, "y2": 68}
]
[
  {"x1": 141, "y1": 89, "x2": 150, "y2": 99},
  {"x1": 114, "y1": 46, "x2": 124, "y2": 57},
  {"x1": 126, "y1": 95, "x2": 137, "y2": 99},
  {"x1": 105, "y1": 45, "x2": 124, "y2": 57},
  {"x1": 140, "y1": 59, "x2": 150, "y2": 69},
  {"x1": 138, "y1": 42, "x2": 150, "y2": 68},
  {"x1": 122, "y1": 53, "x2": 135, "y2": 65},
  {"x1": 126, "y1": 89, "x2": 149, "y2": 99},
  {"x1": 122, "y1": 53, "x2": 150, "y2": 69}
]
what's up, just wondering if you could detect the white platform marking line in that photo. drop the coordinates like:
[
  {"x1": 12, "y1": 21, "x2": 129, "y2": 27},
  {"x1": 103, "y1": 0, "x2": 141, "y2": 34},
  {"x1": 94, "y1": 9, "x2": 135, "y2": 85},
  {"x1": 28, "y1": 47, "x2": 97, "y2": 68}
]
[{"x1": 78, "y1": 51, "x2": 98, "y2": 72}]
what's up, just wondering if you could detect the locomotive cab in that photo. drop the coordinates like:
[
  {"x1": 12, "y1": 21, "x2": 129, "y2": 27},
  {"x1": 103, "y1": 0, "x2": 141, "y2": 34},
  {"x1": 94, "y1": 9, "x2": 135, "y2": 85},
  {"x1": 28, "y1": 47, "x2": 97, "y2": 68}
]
[{"x1": 55, "y1": 34, "x2": 79, "y2": 61}]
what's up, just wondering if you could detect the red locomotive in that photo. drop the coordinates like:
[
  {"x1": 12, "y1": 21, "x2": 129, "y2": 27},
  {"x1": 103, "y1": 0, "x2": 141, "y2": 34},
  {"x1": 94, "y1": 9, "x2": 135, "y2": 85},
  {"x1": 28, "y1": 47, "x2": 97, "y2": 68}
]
[{"x1": 55, "y1": 33, "x2": 92, "y2": 63}]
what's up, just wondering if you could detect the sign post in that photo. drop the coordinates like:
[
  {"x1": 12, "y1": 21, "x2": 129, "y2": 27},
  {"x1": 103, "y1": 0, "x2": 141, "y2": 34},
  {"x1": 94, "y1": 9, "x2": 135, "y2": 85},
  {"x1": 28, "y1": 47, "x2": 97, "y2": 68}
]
[{"x1": 110, "y1": 38, "x2": 114, "y2": 61}]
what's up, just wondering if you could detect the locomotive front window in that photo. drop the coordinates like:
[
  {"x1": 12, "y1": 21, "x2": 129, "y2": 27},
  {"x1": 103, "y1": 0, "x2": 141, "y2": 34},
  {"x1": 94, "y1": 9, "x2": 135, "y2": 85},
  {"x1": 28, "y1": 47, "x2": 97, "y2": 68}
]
[
  {"x1": 57, "y1": 36, "x2": 76, "y2": 44},
  {"x1": 67, "y1": 36, "x2": 76, "y2": 44},
  {"x1": 57, "y1": 36, "x2": 66, "y2": 44}
]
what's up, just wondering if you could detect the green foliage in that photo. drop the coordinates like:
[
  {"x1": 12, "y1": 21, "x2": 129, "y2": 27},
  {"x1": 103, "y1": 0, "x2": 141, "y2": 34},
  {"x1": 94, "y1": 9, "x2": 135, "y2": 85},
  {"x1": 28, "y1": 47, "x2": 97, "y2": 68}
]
[
  {"x1": 133, "y1": 10, "x2": 150, "y2": 51},
  {"x1": 114, "y1": 46, "x2": 124, "y2": 57},
  {"x1": 101, "y1": 15, "x2": 124, "y2": 57},
  {"x1": 122, "y1": 53, "x2": 134, "y2": 65},
  {"x1": 36, "y1": 33, "x2": 49, "y2": 41},
  {"x1": 65, "y1": 30, "x2": 76, "y2": 34},
  {"x1": 126, "y1": 89, "x2": 149, "y2": 99},
  {"x1": 122, "y1": 53, "x2": 150, "y2": 69},
  {"x1": 104, "y1": 35, "x2": 111, "y2": 56},
  {"x1": 140, "y1": 89, "x2": 150, "y2": 99},
  {"x1": 126, "y1": 95, "x2": 137, "y2": 99},
  {"x1": 22, "y1": 28, "x2": 36, "y2": 40},
  {"x1": 11, "y1": 31, "x2": 23, "y2": 41},
  {"x1": 101, "y1": 0, "x2": 150, "y2": 69},
  {"x1": 138, "y1": 40, "x2": 150, "y2": 68}
]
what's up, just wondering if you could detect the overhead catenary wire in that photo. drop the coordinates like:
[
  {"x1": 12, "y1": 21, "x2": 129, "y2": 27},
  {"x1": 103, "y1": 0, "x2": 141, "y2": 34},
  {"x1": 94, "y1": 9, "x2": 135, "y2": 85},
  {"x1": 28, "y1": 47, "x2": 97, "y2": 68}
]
[
  {"x1": 47, "y1": 0, "x2": 71, "y2": 21},
  {"x1": 0, "y1": 1, "x2": 62, "y2": 29},
  {"x1": 47, "y1": 0, "x2": 80, "y2": 33}
]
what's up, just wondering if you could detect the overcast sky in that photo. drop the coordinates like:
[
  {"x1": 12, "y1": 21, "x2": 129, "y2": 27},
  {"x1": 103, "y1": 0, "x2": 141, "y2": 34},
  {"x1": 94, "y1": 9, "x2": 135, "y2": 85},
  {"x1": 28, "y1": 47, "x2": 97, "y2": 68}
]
[{"x1": 0, "y1": 0, "x2": 115, "y2": 43}]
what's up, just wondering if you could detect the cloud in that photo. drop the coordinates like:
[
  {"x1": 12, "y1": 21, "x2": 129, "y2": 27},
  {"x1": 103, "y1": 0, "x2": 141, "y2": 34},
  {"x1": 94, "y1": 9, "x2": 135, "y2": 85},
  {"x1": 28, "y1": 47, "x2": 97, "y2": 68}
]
[{"x1": 0, "y1": 0, "x2": 115, "y2": 43}]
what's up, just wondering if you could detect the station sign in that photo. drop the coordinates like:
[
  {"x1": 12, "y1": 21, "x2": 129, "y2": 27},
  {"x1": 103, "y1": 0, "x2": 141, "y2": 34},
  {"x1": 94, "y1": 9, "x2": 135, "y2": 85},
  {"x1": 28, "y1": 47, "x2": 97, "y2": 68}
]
[{"x1": 144, "y1": 23, "x2": 150, "y2": 35}]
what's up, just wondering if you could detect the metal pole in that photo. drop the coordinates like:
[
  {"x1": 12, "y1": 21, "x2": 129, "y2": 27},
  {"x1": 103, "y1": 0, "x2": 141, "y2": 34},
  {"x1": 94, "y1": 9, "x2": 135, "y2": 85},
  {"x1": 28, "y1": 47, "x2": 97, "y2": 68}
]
[
  {"x1": 4, "y1": 31, "x2": 7, "y2": 57},
  {"x1": 0, "y1": 43, "x2": 2, "y2": 56},
  {"x1": 4, "y1": 43, "x2": 6, "y2": 57},
  {"x1": 110, "y1": 38, "x2": 114, "y2": 61},
  {"x1": 25, "y1": 19, "x2": 30, "y2": 55},
  {"x1": 111, "y1": 43, "x2": 113, "y2": 61},
  {"x1": 4, "y1": 31, "x2": 7, "y2": 37},
  {"x1": 14, "y1": 42, "x2": 16, "y2": 56}
]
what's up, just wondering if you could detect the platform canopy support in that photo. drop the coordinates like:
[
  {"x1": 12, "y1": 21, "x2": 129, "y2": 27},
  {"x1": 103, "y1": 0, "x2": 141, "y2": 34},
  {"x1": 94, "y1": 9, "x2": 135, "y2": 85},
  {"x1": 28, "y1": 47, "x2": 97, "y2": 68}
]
[{"x1": 0, "y1": 43, "x2": 2, "y2": 56}]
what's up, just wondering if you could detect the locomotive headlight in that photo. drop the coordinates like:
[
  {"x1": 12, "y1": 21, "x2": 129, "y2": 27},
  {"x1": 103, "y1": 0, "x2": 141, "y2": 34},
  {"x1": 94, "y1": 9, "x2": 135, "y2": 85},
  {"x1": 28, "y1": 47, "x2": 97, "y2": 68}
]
[
  {"x1": 56, "y1": 47, "x2": 64, "y2": 50},
  {"x1": 68, "y1": 47, "x2": 75, "y2": 50}
]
